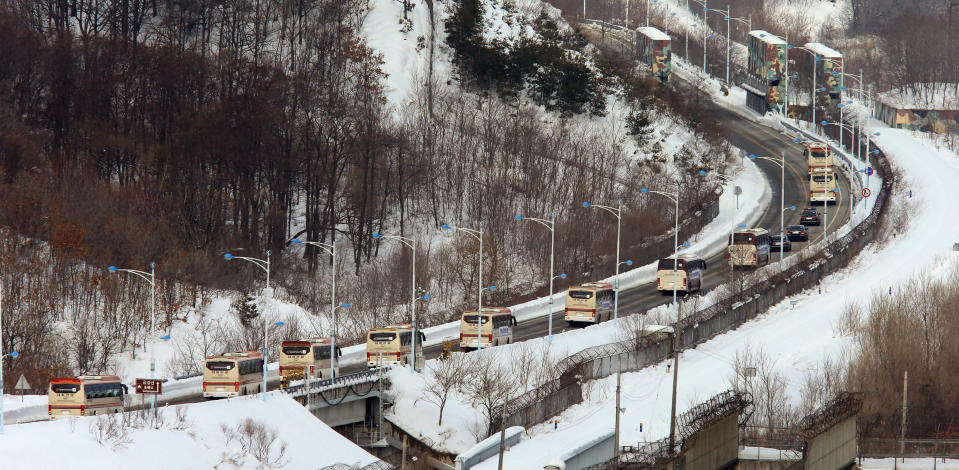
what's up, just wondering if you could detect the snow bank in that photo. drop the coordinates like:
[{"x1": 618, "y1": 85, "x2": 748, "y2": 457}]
[
  {"x1": 472, "y1": 117, "x2": 959, "y2": 469},
  {"x1": 0, "y1": 393, "x2": 379, "y2": 469}
]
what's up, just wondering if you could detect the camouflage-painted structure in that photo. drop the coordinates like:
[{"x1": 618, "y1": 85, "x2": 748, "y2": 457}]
[
  {"x1": 746, "y1": 30, "x2": 787, "y2": 115},
  {"x1": 877, "y1": 84, "x2": 959, "y2": 135},
  {"x1": 805, "y1": 43, "x2": 843, "y2": 109},
  {"x1": 636, "y1": 26, "x2": 671, "y2": 84}
]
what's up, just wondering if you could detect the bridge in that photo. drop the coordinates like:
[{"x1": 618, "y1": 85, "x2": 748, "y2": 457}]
[{"x1": 284, "y1": 368, "x2": 390, "y2": 429}]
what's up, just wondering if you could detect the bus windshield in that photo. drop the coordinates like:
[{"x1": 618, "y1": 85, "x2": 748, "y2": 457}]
[
  {"x1": 812, "y1": 174, "x2": 833, "y2": 183},
  {"x1": 369, "y1": 332, "x2": 396, "y2": 342},
  {"x1": 51, "y1": 383, "x2": 80, "y2": 394},
  {"x1": 463, "y1": 315, "x2": 489, "y2": 324},
  {"x1": 282, "y1": 346, "x2": 310, "y2": 356},
  {"x1": 657, "y1": 259, "x2": 686, "y2": 270},
  {"x1": 569, "y1": 290, "x2": 594, "y2": 299},
  {"x1": 206, "y1": 361, "x2": 235, "y2": 371}
]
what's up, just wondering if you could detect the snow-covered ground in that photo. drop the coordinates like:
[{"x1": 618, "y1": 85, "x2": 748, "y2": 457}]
[
  {"x1": 383, "y1": 155, "x2": 770, "y2": 455},
  {"x1": 0, "y1": 393, "x2": 380, "y2": 469},
  {"x1": 467, "y1": 122, "x2": 957, "y2": 468}
]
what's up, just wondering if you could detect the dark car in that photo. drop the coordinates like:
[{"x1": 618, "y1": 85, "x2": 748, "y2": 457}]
[
  {"x1": 786, "y1": 224, "x2": 808, "y2": 241},
  {"x1": 800, "y1": 208, "x2": 820, "y2": 226},
  {"x1": 770, "y1": 235, "x2": 792, "y2": 252}
]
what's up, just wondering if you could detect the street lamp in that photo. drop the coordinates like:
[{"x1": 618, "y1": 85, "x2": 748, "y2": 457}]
[
  {"x1": 749, "y1": 153, "x2": 787, "y2": 266},
  {"x1": 699, "y1": 170, "x2": 737, "y2": 286},
  {"x1": 688, "y1": 0, "x2": 708, "y2": 75},
  {"x1": 108, "y1": 262, "x2": 158, "y2": 413},
  {"x1": 515, "y1": 213, "x2": 558, "y2": 341},
  {"x1": 263, "y1": 320, "x2": 284, "y2": 401},
  {"x1": 836, "y1": 100, "x2": 854, "y2": 150},
  {"x1": 781, "y1": 206, "x2": 797, "y2": 262},
  {"x1": 290, "y1": 237, "x2": 340, "y2": 379},
  {"x1": 702, "y1": 4, "x2": 746, "y2": 85},
  {"x1": 786, "y1": 44, "x2": 822, "y2": 130},
  {"x1": 441, "y1": 223, "x2": 489, "y2": 351},
  {"x1": 582, "y1": 201, "x2": 625, "y2": 325},
  {"x1": 371, "y1": 232, "x2": 419, "y2": 372},
  {"x1": 834, "y1": 68, "x2": 866, "y2": 105}
]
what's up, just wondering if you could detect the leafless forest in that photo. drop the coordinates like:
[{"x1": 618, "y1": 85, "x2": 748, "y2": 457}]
[{"x1": 0, "y1": 0, "x2": 730, "y2": 387}]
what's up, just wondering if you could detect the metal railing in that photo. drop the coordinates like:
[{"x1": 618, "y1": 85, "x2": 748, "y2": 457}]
[{"x1": 283, "y1": 368, "x2": 383, "y2": 398}]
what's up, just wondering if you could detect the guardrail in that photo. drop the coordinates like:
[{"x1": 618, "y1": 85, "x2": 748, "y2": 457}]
[
  {"x1": 492, "y1": 139, "x2": 894, "y2": 434},
  {"x1": 283, "y1": 368, "x2": 383, "y2": 398}
]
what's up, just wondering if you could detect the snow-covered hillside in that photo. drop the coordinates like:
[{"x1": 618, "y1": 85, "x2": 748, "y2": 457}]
[{"x1": 0, "y1": 394, "x2": 380, "y2": 469}]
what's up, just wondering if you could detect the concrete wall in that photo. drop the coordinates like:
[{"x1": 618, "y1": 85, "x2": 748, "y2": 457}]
[
  {"x1": 681, "y1": 413, "x2": 740, "y2": 470},
  {"x1": 562, "y1": 432, "x2": 616, "y2": 470},
  {"x1": 804, "y1": 416, "x2": 856, "y2": 470},
  {"x1": 455, "y1": 427, "x2": 525, "y2": 470},
  {"x1": 313, "y1": 397, "x2": 368, "y2": 427}
]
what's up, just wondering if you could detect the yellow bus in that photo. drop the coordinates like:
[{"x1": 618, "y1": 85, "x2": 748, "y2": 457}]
[
  {"x1": 728, "y1": 228, "x2": 771, "y2": 267},
  {"x1": 810, "y1": 168, "x2": 837, "y2": 203},
  {"x1": 459, "y1": 307, "x2": 516, "y2": 350},
  {"x1": 366, "y1": 324, "x2": 425, "y2": 368},
  {"x1": 804, "y1": 141, "x2": 833, "y2": 174},
  {"x1": 656, "y1": 252, "x2": 706, "y2": 295},
  {"x1": 203, "y1": 351, "x2": 264, "y2": 398},
  {"x1": 279, "y1": 337, "x2": 341, "y2": 387},
  {"x1": 564, "y1": 282, "x2": 614, "y2": 326},
  {"x1": 48, "y1": 375, "x2": 125, "y2": 419}
]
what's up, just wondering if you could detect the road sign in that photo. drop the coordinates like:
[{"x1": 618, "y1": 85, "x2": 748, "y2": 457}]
[
  {"x1": 862, "y1": 188, "x2": 872, "y2": 198},
  {"x1": 13, "y1": 374, "x2": 29, "y2": 391},
  {"x1": 734, "y1": 186, "x2": 743, "y2": 196},
  {"x1": 865, "y1": 167, "x2": 874, "y2": 176},
  {"x1": 136, "y1": 378, "x2": 163, "y2": 395}
]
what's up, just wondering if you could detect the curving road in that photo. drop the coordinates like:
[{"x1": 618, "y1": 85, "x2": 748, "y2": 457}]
[{"x1": 150, "y1": 29, "x2": 852, "y2": 405}]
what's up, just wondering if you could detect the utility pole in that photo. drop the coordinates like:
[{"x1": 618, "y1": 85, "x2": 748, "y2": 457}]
[
  {"x1": 668, "y1": 299, "x2": 683, "y2": 453},
  {"x1": 615, "y1": 356, "x2": 622, "y2": 458},
  {"x1": 401, "y1": 434, "x2": 409, "y2": 470},
  {"x1": 498, "y1": 391, "x2": 510, "y2": 470},
  {"x1": 900, "y1": 370, "x2": 908, "y2": 461}
]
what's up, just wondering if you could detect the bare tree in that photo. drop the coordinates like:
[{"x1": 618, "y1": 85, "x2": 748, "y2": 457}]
[{"x1": 423, "y1": 352, "x2": 469, "y2": 426}]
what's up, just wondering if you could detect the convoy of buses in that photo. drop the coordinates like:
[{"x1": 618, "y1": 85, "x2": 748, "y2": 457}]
[{"x1": 46, "y1": 139, "x2": 844, "y2": 418}]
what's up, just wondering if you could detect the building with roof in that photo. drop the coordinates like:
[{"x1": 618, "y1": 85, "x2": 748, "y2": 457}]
[
  {"x1": 744, "y1": 30, "x2": 787, "y2": 115},
  {"x1": 804, "y1": 42, "x2": 844, "y2": 108},
  {"x1": 876, "y1": 83, "x2": 959, "y2": 135},
  {"x1": 636, "y1": 26, "x2": 671, "y2": 83}
]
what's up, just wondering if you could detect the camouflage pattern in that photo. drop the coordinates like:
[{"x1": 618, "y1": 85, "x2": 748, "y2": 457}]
[
  {"x1": 637, "y1": 31, "x2": 671, "y2": 83},
  {"x1": 818, "y1": 56, "x2": 843, "y2": 108},
  {"x1": 877, "y1": 103, "x2": 959, "y2": 135},
  {"x1": 747, "y1": 34, "x2": 787, "y2": 114}
]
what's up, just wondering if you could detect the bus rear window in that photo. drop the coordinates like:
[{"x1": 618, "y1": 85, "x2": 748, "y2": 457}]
[
  {"x1": 51, "y1": 383, "x2": 80, "y2": 394},
  {"x1": 463, "y1": 315, "x2": 489, "y2": 324},
  {"x1": 282, "y1": 346, "x2": 310, "y2": 356},
  {"x1": 732, "y1": 234, "x2": 755, "y2": 244},
  {"x1": 369, "y1": 332, "x2": 396, "y2": 342},
  {"x1": 811, "y1": 150, "x2": 827, "y2": 159},
  {"x1": 658, "y1": 259, "x2": 685, "y2": 270},
  {"x1": 206, "y1": 361, "x2": 235, "y2": 371},
  {"x1": 569, "y1": 290, "x2": 594, "y2": 300},
  {"x1": 314, "y1": 347, "x2": 333, "y2": 359}
]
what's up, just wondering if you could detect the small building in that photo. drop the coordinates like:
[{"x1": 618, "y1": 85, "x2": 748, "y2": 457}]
[
  {"x1": 636, "y1": 26, "x2": 671, "y2": 83},
  {"x1": 745, "y1": 30, "x2": 787, "y2": 115},
  {"x1": 876, "y1": 83, "x2": 959, "y2": 135},
  {"x1": 803, "y1": 42, "x2": 843, "y2": 108}
]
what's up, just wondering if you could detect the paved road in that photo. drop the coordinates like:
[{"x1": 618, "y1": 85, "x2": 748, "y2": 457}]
[{"x1": 156, "y1": 27, "x2": 852, "y2": 402}]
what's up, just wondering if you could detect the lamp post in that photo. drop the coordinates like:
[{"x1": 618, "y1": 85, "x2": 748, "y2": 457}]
[
  {"x1": 582, "y1": 201, "x2": 625, "y2": 325},
  {"x1": 0, "y1": 282, "x2": 21, "y2": 435},
  {"x1": 223, "y1": 251, "x2": 273, "y2": 399},
  {"x1": 290, "y1": 238, "x2": 340, "y2": 379},
  {"x1": 514, "y1": 213, "x2": 558, "y2": 341},
  {"x1": 749, "y1": 153, "x2": 787, "y2": 265},
  {"x1": 699, "y1": 171, "x2": 737, "y2": 286},
  {"x1": 865, "y1": 131, "x2": 880, "y2": 186},
  {"x1": 835, "y1": 69, "x2": 865, "y2": 105},
  {"x1": 263, "y1": 320, "x2": 284, "y2": 401},
  {"x1": 703, "y1": 5, "x2": 742, "y2": 85},
  {"x1": 371, "y1": 232, "x2": 419, "y2": 371},
  {"x1": 780, "y1": 205, "x2": 797, "y2": 261},
  {"x1": 108, "y1": 262, "x2": 157, "y2": 413},
  {"x1": 441, "y1": 223, "x2": 488, "y2": 351},
  {"x1": 837, "y1": 100, "x2": 854, "y2": 150}
]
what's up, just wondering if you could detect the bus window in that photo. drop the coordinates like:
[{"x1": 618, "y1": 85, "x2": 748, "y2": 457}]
[
  {"x1": 206, "y1": 361, "x2": 235, "y2": 371},
  {"x1": 283, "y1": 345, "x2": 310, "y2": 356},
  {"x1": 568, "y1": 290, "x2": 594, "y2": 299},
  {"x1": 369, "y1": 332, "x2": 396, "y2": 342}
]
